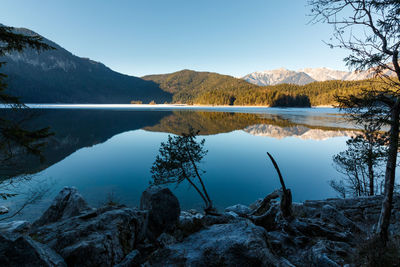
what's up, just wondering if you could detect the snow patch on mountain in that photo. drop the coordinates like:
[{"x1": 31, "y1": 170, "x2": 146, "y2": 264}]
[
  {"x1": 244, "y1": 124, "x2": 357, "y2": 140},
  {"x1": 242, "y1": 68, "x2": 315, "y2": 86},
  {"x1": 6, "y1": 52, "x2": 77, "y2": 71},
  {"x1": 242, "y1": 67, "x2": 381, "y2": 86}
]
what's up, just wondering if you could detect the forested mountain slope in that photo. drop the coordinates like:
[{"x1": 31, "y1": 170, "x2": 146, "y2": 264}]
[
  {"x1": 1, "y1": 26, "x2": 171, "y2": 104},
  {"x1": 144, "y1": 69, "x2": 374, "y2": 106}
]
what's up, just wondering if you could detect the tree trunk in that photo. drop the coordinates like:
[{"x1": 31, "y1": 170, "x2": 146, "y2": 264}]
[
  {"x1": 366, "y1": 133, "x2": 375, "y2": 196},
  {"x1": 280, "y1": 188, "x2": 292, "y2": 219},
  {"x1": 367, "y1": 151, "x2": 374, "y2": 196},
  {"x1": 354, "y1": 167, "x2": 361, "y2": 196},
  {"x1": 181, "y1": 167, "x2": 209, "y2": 208},
  {"x1": 186, "y1": 148, "x2": 213, "y2": 208},
  {"x1": 376, "y1": 104, "x2": 400, "y2": 242}
]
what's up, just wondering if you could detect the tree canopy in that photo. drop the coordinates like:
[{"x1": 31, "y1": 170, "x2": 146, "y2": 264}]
[
  {"x1": 150, "y1": 128, "x2": 215, "y2": 214},
  {"x1": 310, "y1": 0, "x2": 400, "y2": 243}
]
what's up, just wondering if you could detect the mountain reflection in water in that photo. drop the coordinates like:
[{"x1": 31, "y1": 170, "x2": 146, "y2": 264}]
[{"x1": 0, "y1": 108, "x2": 357, "y2": 221}]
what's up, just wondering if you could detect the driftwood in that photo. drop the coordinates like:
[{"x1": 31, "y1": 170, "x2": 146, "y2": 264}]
[
  {"x1": 247, "y1": 189, "x2": 281, "y2": 230},
  {"x1": 266, "y1": 152, "x2": 293, "y2": 219},
  {"x1": 227, "y1": 152, "x2": 293, "y2": 227},
  {"x1": 250, "y1": 189, "x2": 280, "y2": 216},
  {"x1": 246, "y1": 153, "x2": 293, "y2": 228},
  {"x1": 246, "y1": 153, "x2": 293, "y2": 227}
]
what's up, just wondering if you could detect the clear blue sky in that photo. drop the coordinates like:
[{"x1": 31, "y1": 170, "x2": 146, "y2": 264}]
[{"x1": 1, "y1": 0, "x2": 350, "y2": 77}]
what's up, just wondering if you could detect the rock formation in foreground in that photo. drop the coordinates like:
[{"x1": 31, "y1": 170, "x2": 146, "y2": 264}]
[{"x1": 0, "y1": 186, "x2": 399, "y2": 266}]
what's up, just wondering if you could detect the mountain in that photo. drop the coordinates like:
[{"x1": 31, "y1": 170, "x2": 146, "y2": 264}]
[
  {"x1": 299, "y1": 68, "x2": 351, "y2": 81},
  {"x1": 242, "y1": 68, "x2": 315, "y2": 86},
  {"x1": 244, "y1": 124, "x2": 356, "y2": 141},
  {"x1": 143, "y1": 69, "x2": 374, "y2": 106},
  {"x1": 1, "y1": 26, "x2": 172, "y2": 103},
  {"x1": 242, "y1": 67, "x2": 375, "y2": 86},
  {"x1": 142, "y1": 69, "x2": 260, "y2": 103},
  {"x1": 1, "y1": 109, "x2": 170, "y2": 178},
  {"x1": 299, "y1": 67, "x2": 372, "y2": 81},
  {"x1": 144, "y1": 111, "x2": 356, "y2": 136}
]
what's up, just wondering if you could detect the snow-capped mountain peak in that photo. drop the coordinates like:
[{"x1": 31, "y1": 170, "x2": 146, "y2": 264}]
[
  {"x1": 242, "y1": 68, "x2": 315, "y2": 86},
  {"x1": 242, "y1": 67, "x2": 374, "y2": 86},
  {"x1": 298, "y1": 67, "x2": 350, "y2": 81}
]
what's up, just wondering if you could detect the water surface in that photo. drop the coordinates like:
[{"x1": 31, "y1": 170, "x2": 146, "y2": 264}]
[{"x1": 1, "y1": 106, "x2": 358, "y2": 221}]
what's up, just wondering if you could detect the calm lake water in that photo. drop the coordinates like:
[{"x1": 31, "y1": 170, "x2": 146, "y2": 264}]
[{"x1": 1, "y1": 106, "x2": 359, "y2": 221}]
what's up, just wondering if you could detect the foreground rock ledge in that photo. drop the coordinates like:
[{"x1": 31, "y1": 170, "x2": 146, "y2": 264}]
[{"x1": 0, "y1": 186, "x2": 399, "y2": 266}]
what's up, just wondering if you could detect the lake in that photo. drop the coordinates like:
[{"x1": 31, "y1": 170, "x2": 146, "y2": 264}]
[{"x1": 1, "y1": 106, "x2": 359, "y2": 221}]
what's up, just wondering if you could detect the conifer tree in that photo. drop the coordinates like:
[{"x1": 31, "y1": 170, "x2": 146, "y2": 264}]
[{"x1": 150, "y1": 127, "x2": 216, "y2": 214}]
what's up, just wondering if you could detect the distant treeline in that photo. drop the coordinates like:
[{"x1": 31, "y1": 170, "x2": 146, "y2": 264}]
[{"x1": 143, "y1": 70, "x2": 381, "y2": 107}]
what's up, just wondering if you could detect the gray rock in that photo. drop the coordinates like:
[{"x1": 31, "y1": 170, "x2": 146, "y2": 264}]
[
  {"x1": 31, "y1": 205, "x2": 147, "y2": 267},
  {"x1": 311, "y1": 254, "x2": 340, "y2": 267},
  {"x1": 140, "y1": 186, "x2": 180, "y2": 240},
  {"x1": 5, "y1": 188, "x2": 397, "y2": 266},
  {"x1": 307, "y1": 240, "x2": 351, "y2": 267},
  {"x1": 114, "y1": 250, "x2": 140, "y2": 267},
  {"x1": 145, "y1": 220, "x2": 291, "y2": 266},
  {"x1": 321, "y1": 204, "x2": 362, "y2": 233},
  {"x1": 224, "y1": 210, "x2": 240, "y2": 218},
  {"x1": 201, "y1": 213, "x2": 235, "y2": 225},
  {"x1": 294, "y1": 220, "x2": 350, "y2": 242},
  {"x1": 178, "y1": 211, "x2": 204, "y2": 237},
  {"x1": 33, "y1": 186, "x2": 93, "y2": 227},
  {"x1": 0, "y1": 220, "x2": 31, "y2": 235},
  {"x1": 0, "y1": 205, "x2": 8, "y2": 215},
  {"x1": 292, "y1": 202, "x2": 314, "y2": 218},
  {"x1": 225, "y1": 204, "x2": 251, "y2": 216},
  {"x1": 0, "y1": 233, "x2": 66, "y2": 267},
  {"x1": 156, "y1": 233, "x2": 176, "y2": 247},
  {"x1": 266, "y1": 230, "x2": 296, "y2": 254},
  {"x1": 179, "y1": 210, "x2": 203, "y2": 221},
  {"x1": 177, "y1": 210, "x2": 244, "y2": 240}
]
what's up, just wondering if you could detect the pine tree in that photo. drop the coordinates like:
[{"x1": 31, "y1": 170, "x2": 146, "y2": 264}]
[{"x1": 150, "y1": 127, "x2": 216, "y2": 214}]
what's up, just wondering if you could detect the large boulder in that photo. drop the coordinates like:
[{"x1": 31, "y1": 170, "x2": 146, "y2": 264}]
[
  {"x1": 30, "y1": 205, "x2": 147, "y2": 267},
  {"x1": 140, "y1": 186, "x2": 180, "y2": 240},
  {"x1": 145, "y1": 220, "x2": 293, "y2": 266},
  {"x1": 33, "y1": 186, "x2": 92, "y2": 227},
  {"x1": 0, "y1": 233, "x2": 66, "y2": 267}
]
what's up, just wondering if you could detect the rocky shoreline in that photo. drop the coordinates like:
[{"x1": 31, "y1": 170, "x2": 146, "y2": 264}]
[{"x1": 0, "y1": 186, "x2": 399, "y2": 266}]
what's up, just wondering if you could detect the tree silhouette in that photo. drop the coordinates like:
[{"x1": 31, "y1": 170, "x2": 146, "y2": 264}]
[
  {"x1": 330, "y1": 127, "x2": 386, "y2": 198},
  {"x1": 310, "y1": 0, "x2": 400, "y2": 243},
  {"x1": 0, "y1": 25, "x2": 54, "y2": 200},
  {"x1": 150, "y1": 128, "x2": 216, "y2": 214}
]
